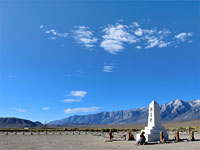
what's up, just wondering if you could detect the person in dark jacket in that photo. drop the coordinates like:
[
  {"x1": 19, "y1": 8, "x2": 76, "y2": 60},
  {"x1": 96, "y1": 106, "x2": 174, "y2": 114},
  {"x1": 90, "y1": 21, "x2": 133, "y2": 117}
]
[{"x1": 137, "y1": 132, "x2": 146, "y2": 145}]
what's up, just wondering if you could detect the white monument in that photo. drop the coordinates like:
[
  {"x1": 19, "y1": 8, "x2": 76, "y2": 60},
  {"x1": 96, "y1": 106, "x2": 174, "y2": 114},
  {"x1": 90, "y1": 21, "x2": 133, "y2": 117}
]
[{"x1": 136, "y1": 100, "x2": 168, "y2": 142}]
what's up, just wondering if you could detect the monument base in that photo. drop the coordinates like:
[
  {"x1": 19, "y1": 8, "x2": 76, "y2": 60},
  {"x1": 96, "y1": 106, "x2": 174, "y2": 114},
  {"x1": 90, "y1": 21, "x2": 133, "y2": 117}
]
[{"x1": 136, "y1": 126, "x2": 168, "y2": 142}]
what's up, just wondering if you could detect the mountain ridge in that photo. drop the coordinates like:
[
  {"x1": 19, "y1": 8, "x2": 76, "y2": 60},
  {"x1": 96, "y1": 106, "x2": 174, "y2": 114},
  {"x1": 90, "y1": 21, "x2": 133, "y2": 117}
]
[
  {"x1": 48, "y1": 99, "x2": 200, "y2": 125},
  {"x1": 0, "y1": 117, "x2": 43, "y2": 128}
]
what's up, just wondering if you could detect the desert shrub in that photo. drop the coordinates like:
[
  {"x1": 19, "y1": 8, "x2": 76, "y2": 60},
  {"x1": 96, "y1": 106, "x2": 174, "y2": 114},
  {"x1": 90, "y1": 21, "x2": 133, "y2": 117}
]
[
  {"x1": 196, "y1": 126, "x2": 200, "y2": 132},
  {"x1": 177, "y1": 127, "x2": 187, "y2": 132},
  {"x1": 188, "y1": 126, "x2": 195, "y2": 132},
  {"x1": 101, "y1": 128, "x2": 110, "y2": 132}
]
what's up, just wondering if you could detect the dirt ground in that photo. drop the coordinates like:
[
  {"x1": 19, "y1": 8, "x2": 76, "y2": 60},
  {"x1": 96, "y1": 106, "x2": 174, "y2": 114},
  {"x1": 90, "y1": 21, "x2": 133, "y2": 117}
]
[{"x1": 0, "y1": 131, "x2": 199, "y2": 150}]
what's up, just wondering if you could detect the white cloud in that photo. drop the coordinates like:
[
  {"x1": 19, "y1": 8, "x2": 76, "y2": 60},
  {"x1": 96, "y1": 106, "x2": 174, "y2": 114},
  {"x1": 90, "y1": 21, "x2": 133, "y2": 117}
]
[
  {"x1": 100, "y1": 22, "x2": 181, "y2": 53},
  {"x1": 45, "y1": 30, "x2": 51, "y2": 34},
  {"x1": 158, "y1": 41, "x2": 171, "y2": 48},
  {"x1": 102, "y1": 24, "x2": 134, "y2": 42},
  {"x1": 136, "y1": 46, "x2": 142, "y2": 49},
  {"x1": 100, "y1": 23, "x2": 137, "y2": 54},
  {"x1": 64, "y1": 107, "x2": 101, "y2": 114},
  {"x1": 50, "y1": 29, "x2": 56, "y2": 35},
  {"x1": 102, "y1": 65, "x2": 115, "y2": 72},
  {"x1": 132, "y1": 22, "x2": 140, "y2": 27},
  {"x1": 63, "y1": 90, "x2": 87, "y2": 103},
  {"x1": 14, "y1": 108, "x2": 27, "y2": 113},
  {"x1": 73, "y1": 26, "x2": 97, "y2": 48},
  {"x1": 145, "y1": 37, "x2": 159, "y2": 49},
  {"x1": 63, "y1": 99, "x2": 81, "y2": 103},
  {"x1": 175, "y1": 32, "x2": 192, "y2": 42},
  {"x1": 158, "y1": 29, "x2": 171, "y2": 35},
  {"x1": 42, "y1": 28, "x2": 68, "y2": 38},
  {"x1": 41, "y1": 21, "x2": 193, "y2": 52},
  {"x1": 69, "y1": 90, "x2": 87, "y2": 98},
  {"x1": 42, "y1": 107, "x2": 50, "y2": 110},
  {"x1": 57, "y1": 32, "x2": 68, "y2": 37},
  {"x1": 49, "y1": 37, "x2": 57, "y2": 40},
  {"x1": 136, "y1": 28, "x2": 172, "y2": 49},
  {"x1": 100, "y1": 40, "x2": 124, "y2": 54},
  {"x1": 141, "y1": 29, "x2": 156, "y2": 35},
  {"x1": 134, "y1": 28, "x2": 143, "y2": 36}
]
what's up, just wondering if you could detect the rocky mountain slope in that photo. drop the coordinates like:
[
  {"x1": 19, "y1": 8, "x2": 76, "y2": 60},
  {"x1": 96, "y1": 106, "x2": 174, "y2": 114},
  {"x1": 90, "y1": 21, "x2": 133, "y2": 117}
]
[
  {"x1": 0, "y1": 117, "x2": 43, "y2": 128},
  {"x1": 49, "y1": 99, "x2": 200, "y2": 125}
]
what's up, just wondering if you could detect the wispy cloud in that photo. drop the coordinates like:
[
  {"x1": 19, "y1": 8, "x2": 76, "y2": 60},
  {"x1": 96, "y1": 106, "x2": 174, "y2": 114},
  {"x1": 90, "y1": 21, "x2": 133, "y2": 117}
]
[
  {"x1": 135, "y1": 45, "x2": 142, "y2": 49},
  {"x1": 48, "y1": 37, "x2": 57, "y2": 40},
  {"x1": 132, "y1": 28, "x2": 172, "y2": 49},
  {"x1": 100, "y1": 23, "x2": 137, "y2": 54},
  {"x1": 73, "y1": 26, "x2": 98, "y2": 48},
  {"x1": 42, "y1": 107, "x2": 50, "y2": 110},
  {"x1": 63, "y1": 99, "x2": 81, "y2": 103},
  {"x1": 64, "y1": 70, "x2": 83, "y2": 78},
  {"x1": 102, "y1": 65, "x2": 115, "y2": 72},
  {"x1": 14, "y1": 107, "x2": 27, "y2": 113},
  {"x1": 45, "y1": 29, "x2": 68, "y2": 38},
  {"x1": 134, "y1": 28, "x2": 143, "y2": 36},
  {"x1": 100, "y1": 22, "x2": 193, "y2": 53},
  {"x1": 99, "y1": 22, "x2": 192, "y2": 54},
  {"x1": 175, "y1": 32, "x2": 192, "y2": 42},
  {"x1": 40, "y1": 25, "x2": 44, "y2": 29},
  {"x1": 64, "y1": 107, "x2": 101, "y2": 114},
  {"x1": 63, "y1": 90, "x2": 87, "y2": 103},
  {"x1": 40, "y1": 25, "x2": 68, "y2": 40},
  {"x1": 132, "y1": 22, "x2": 140, "y2": 27},
  {"x1": 69, "y1": 90, "x2": 87, "y2": 98},
  {"x1": 41, "y1": 21, "x2": 194, "y2": 54},
  {"x1": 100, "y1": 40, "x2": 124, "y2": 54}
]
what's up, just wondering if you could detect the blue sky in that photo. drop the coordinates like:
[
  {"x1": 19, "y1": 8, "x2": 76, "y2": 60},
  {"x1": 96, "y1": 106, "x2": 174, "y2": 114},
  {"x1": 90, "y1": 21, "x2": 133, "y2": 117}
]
[{"x1": 0, "y1": 0, "x2": 200, "y2": 123}]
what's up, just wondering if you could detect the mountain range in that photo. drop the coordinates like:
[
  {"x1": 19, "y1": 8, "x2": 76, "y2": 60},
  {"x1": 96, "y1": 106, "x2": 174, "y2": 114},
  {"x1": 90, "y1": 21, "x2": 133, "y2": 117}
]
[
  {"x1": 48, "y1": 99, "x2": 200, "y2": 126},
  {"x1": 0, "y1": 117, "x2": 43, "y2": 128},
  {"x1": 0, "y1": 99, "x2": 199, "y2": 128}
]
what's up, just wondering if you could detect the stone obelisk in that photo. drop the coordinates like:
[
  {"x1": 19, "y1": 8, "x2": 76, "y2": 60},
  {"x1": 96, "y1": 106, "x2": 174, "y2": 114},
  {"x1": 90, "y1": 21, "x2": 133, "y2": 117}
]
[{"x1": 136, "y1": 100, "x2": 168, "y2": 142}]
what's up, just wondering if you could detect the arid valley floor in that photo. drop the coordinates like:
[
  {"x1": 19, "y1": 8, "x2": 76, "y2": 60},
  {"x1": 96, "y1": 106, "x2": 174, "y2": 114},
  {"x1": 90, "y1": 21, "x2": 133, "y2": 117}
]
[{"x1": 0, "y1": 131, "x2": 199, "y2": 150}]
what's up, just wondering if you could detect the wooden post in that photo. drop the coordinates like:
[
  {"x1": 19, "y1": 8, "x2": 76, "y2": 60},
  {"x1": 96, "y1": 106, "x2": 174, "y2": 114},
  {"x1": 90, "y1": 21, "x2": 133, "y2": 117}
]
[
  {"x1": 128, "y1": 131, "x2": 134, "y2": 141},
  {"x1": 46, "y1": 130, "x2": 47, "y2": 135},
  {"x1": 128, "y1": 131, "x2": 131, "y2": 140},
  {"x1": 175, "y1": 131, "x2": 179, "y2": 142},
  {"x1": 109, "y1": 130, "x2": 113, "y2": 140},
  {"x1": 160, "y1": 131, "x2": 163, "y2": 142},
  {"x1": 190, "y1": 131, "x2": 195, "y2": 141},
  {"x1": 160, "y1": 131, "x2": 166, "y2": 143}
]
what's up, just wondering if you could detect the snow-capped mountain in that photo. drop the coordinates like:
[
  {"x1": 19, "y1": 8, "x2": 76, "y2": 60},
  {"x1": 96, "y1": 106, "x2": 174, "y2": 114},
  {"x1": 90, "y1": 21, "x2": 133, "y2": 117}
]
[{"x1": 49, "y1": 99, "x2": 200, "y2": 125}]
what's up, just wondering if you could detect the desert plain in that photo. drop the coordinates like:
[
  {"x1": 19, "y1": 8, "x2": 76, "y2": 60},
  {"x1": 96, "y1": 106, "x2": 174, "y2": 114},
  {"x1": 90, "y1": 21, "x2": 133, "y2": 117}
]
[{"x1": 0, "y1": 131, "x2": 199, "y2": 150}]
